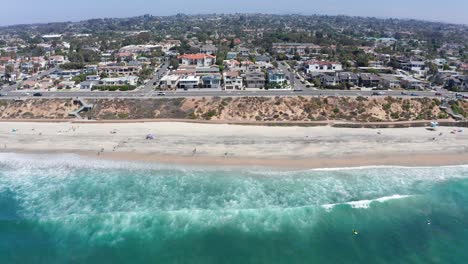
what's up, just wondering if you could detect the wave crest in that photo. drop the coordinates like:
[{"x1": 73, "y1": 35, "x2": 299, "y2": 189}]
[{"x1": 322, "y1": 194, "x2": 413, "y2": 211}]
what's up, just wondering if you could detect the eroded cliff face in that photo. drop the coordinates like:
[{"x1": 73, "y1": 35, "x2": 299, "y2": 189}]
[{"x1": 0, "y1": 96, "x2": 460, "y2": 122}]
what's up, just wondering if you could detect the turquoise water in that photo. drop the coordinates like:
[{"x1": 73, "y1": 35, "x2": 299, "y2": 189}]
[{"x1": 1, "y1": 153, "x2": 468, "y2": 263}]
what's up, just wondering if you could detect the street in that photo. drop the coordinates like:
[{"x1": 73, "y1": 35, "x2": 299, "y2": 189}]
[{"x1": 0, "y1": 88, "x2": 464, "y2": 100}]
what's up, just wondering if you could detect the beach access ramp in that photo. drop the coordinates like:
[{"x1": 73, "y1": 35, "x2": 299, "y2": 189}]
[{"x1": 69, "y1": 97, "x2": 93, "y2": 119}]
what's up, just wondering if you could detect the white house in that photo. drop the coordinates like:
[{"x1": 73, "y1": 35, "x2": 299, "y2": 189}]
[
  {"x1": 402, "y1": 61, "x2": 426, "y2": 73},
  {"x1": 99, "y1": 76, "x2": 138, "y2": 86},
  {"x1": 178, "y1": 75, "x2": 201, "y2": 89},
  {"x1": 178, "y1": 54, "x2": 216, "y2": 67},
  {"x1": 159, "y1": 74, "x2": 180, "y2": 89},
  {"x1": 304, "y1": 60, "x2": 342, "y2": 74},
  {"x1": 223, "y1": 71, "x2": 244, "y2": 90}
]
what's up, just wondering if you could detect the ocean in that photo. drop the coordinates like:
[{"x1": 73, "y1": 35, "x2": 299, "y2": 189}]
[{"x1": 0, "y1": 153, "x2": 467, "y2": 263}]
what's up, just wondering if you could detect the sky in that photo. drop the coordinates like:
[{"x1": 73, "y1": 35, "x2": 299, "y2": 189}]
[{"x1": 1, "y1": 0, "x2": 467, "y2": 26}]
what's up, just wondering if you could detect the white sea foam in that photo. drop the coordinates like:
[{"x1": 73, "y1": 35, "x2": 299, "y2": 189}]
[{"x1": 322, "y1": 194, "x2": 413, "y2": 211}]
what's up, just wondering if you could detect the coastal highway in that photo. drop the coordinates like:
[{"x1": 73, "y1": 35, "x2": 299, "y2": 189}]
[{"x1": 0, "y1": 89, "x2": 465, "y2": 99}]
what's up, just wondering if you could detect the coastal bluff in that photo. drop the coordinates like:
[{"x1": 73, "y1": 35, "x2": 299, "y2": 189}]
[{"x1": 0, "y1": 96, "x2": 466, "y2": 122}]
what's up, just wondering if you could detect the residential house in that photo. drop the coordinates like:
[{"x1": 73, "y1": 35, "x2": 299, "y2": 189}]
[
  {"x1": 30, "y1": 57, "x2": 47, "y2": 69},
  {"x1": 0, "y1": 57, "x2": 13, "y2": 65},
  {"x1": 368, "y1": 60, "x2": 384, "y2": 68},
  {"x1": 101, "y1": 53, "x2": 112, "y2": 62},
  {"x1": 380, "y1": 75, "x2": 401, "y2": 89},
  {"x1": 86, "y1": 75, "x2": 100, "y2": 81},
  {"x1": 80, "y1": 80, "x2": 99, "y2": 89},
  {"x1": 199, "y1": 44, "x2": 218, "y2": 55},
  {"x1": 21, "y1": 80, "x2": 39, "y2": 89},
  {"x1": 255, "y1": 55, "x2": 271, "y2": 63},
  {"x1": 359, "y1": 73, "x2": 381, "y2": 87},
  {"x1": 304, "y1": 60, "x2": 343, "y2": 74},
  {"x1": 159, "y1": 74, "x2": 180, "y2": 90},
  {"x1": 195, "y1": 66, "x2": 220, "y2": 76},
  {"x1": 58, "y1": 81, "x2": 76, "y2": 89},
  {"x1": 267, "y1": 70, "x2": 287, "y2": 88},
  {"x1": 237, "y1": 47, "x2": 250, "y2": 57},
  {"x1": 201, "y1": 75, "x2": 221, "y2": 88},
  {"x1": 401, "y1": 60, "x2": 426, "y2": 74},
  {"x1": 223, "y1": 71, "x2": 243, "y2": 90},
  {"x1": 48, "y1": 55, "x2": 66, "y2": 65},
  {"x1": 224, "y1": 59, "x2": 241, "y2": 70},
  {"x1": 85, "y1": 65, "x2": 98, "y2": 74},
  {"x1": 99, "y1": 76, "x2": 138, "y2": 86},
  {"x1": 20, "y1": 62, "x2": 34, "y2": 72},
  {"x1": 37, "y1": 79, "x2": 54, "y2": 90},
  {"x1": 459, "y1": 63, "x2": 468, "y2": 75},
  {"x1": 178, "y1": 54, "x2": 216, "y2": 67},
  {"x1": 245, "y1": 71, "x2": 266, "y2": 89},
  {"x1": 432, "y1": 59, "x2": 447, "y2": 70},
  {"x1": 338, "y1": 72, "x2": 359, "y2": 86},
  {"x1": 272, "y1": 43, "x2": 321, "y2": 55},
  {"x1": 446, "y1": 76, "x2": 468, "y2": 91},
  {"x1": 116, "y1": 52, "x2": 136, "y2": 61},
  {"x1": 321, "y1": 75, "x2": 339, "y2": 87},
  {"x1": 226, "y1": 52, "x2": 238, "y2": 60},
  {"x1": 50, "y1": 70, "x2": 82, "y2": 80},
  {"x1": 178, "y1": 75, "x2": 201, "y2": 89},
  {"x1": 401, "y1": 77, "x2": 428, "y2": 90},
  {"x1": 98, "y1": 65, "x2": 142, "y2": 77}
]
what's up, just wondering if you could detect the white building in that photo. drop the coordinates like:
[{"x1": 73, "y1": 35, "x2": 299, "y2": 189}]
[
  {"x1": 178, "y1": 54, "x2": 216, "y2": 67},
  {"x1": 304, "y1": 60, "x2": 342, "y2": 74},
  {"x1": 159, "y1": 74, "x2": 180, "y2": 89},
  {"x1": 402, "y1": 61, "x2": 426, "y2": 74},
  {"x1": 178, "y1": 75, "x2": 201, "y2": 89},
  {"x1": 223, "y1": 71, "x2": 244, "y2": 90},
  {"x1": 99, "y1": 76, "x2": 138, "y2": 86}
]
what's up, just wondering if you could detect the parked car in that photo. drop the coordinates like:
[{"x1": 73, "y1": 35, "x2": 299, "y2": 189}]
[
  {"x1": 400, "y1": 92, "x2": 408, "y2": 95},
  {"x1": 410, "y1": 93, "x2": 419, "y2": 96},
  {"x1": 372, "y1": 91, "x2": 385, "y2": 96},
  {"x1": 157, "y1": 92, "x2": 166, "y2": 96},
  {"x1": 33, "y1": 92, "x2": 43, "y2": 97},
  {"x1": 435, "y1": 92, "x2": 442, "y2": 96},
  {"x1": 293, "y1": 88, "x2": 303, "y2": 92}
]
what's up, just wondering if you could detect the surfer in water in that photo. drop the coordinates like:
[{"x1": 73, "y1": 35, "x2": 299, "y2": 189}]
[{"x1": 353, "y1": 229, "x2": 359, "y2": 235}]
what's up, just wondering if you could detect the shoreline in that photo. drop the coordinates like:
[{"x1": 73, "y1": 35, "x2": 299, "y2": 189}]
[
  {"x1": 3, "y1": 149, "x2": 468, "y2": 170},
  {"x1": 1, "y1": 121, "x2": 467, "y2": 170}
]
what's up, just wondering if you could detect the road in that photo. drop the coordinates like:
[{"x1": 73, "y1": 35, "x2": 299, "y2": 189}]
[
  {"x1": 0, "y1": 62, "x2": 466, "y2": 100},
  {"x1": 141, "y1": 61, "x2": 169, "y2": 94},
  {"x1": 1, "y1": 88, "x2": 464, "y2": 100},
  {"x1": 1, "y1": 67, "x2": 59, "y2": 92}
]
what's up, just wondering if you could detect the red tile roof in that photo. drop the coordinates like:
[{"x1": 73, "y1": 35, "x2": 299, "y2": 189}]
[
  {"x1": 178, "y1": 53, "x2": 216, "y2": 60},
  {"x1": 305, "y1": 60, "x2": 339, "y2": 66}
]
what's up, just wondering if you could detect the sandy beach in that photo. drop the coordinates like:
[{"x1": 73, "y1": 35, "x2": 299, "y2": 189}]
[{"x1": 0, "y1": 121, "x2": 467, "y2": 168}]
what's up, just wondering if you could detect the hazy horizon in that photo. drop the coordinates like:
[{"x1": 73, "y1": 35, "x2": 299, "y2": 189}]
[{"x1": 1, "y1": 0, "x2": 467, "y2": 27}]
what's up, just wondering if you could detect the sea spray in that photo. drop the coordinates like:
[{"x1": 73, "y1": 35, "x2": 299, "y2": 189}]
[{"x1": 1, "y1": 153, "x2": 468, "y2": 263}]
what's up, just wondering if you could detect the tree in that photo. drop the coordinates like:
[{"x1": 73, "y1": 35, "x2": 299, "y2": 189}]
[
  {"x1": 5, "y1": 64, "x2": 14, "y2": 75},
  {"x1": 293, "y1": 53, "x2": 301, "y2": 61},
  {"x1": 169, "y1": 58, "x2": 179, "y2": 69},
  {"x1": 425, "y1": 62, "x2": 438, "y2": 75}
]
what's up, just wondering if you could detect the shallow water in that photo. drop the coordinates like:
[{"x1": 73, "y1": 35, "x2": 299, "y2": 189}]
[{"x1": 1, "y1": 153, "x2": 467, "y2": 263}]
